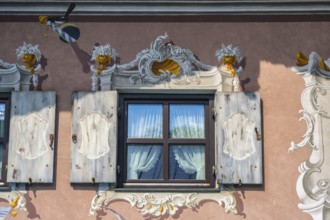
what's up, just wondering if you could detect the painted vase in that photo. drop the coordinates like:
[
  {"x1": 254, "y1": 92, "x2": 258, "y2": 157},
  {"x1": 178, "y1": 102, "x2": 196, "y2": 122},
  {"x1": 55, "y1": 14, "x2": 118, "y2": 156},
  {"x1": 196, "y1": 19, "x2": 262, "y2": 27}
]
[
  {"x1": 96, "y1": 55, "x2": 111, "y2": 74},
  {"x1": 222, "y1": 56, "x2": 236, "y2": 77},
  {"x1": 22, "y1": 54, "x2": 36, "y2": 74}
]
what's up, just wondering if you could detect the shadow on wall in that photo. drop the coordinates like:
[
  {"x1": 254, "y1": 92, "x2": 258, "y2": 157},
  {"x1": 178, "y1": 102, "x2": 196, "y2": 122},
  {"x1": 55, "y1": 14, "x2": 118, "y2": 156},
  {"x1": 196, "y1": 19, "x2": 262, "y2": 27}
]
[
  {"x1": 25, "y1": 189, "x2": 40, "y2": 219},
  {"x1": 70, "y1": 42, "x2": 93, "y2": 74}
]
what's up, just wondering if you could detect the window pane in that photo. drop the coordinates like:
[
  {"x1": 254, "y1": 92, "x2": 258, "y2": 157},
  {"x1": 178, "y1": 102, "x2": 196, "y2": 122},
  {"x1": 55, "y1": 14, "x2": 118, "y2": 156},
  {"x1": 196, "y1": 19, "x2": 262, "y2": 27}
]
[
  {"x1": 128, "y1": 104, "x2": 162, "y2": 138},
  {"x1": 169, "y1": 104, "x2": 204, "y2": 138},
  {"x1": 0, "y1": 103, "x2": 5, "y2": 138},
  {"x1": 169, "y1": 145, "x2": 205, "y2": 180},
  {"x1": 127, "y1": 145, "x2": 162, "y2": 180}
]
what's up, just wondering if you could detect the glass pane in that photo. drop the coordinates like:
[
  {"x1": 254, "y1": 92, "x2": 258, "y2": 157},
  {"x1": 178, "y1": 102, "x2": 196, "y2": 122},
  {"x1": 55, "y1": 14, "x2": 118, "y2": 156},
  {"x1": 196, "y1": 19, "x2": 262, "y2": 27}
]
[
  {"x1": 127, "y1": 145, "x2": 162, "y2": 180},
  {"x1": 128, "y1": 104, "x2": 162, "y2": 138},
  {"x1": 169, "y1": 104, "x2": 204, "y2": 138},
  {"x1": 0, "y1": 103, "x2": 5, "y2": 138},
  {"x1": 169, "y1": 145, "x2": 205, "y2": 180}
]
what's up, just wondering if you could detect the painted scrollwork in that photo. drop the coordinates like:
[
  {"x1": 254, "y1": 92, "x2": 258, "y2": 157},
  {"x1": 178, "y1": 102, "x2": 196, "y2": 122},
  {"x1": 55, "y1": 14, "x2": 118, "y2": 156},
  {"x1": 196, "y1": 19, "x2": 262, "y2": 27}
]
[
  {"x1": 289, "y1": 110, "x2": 315, "y2": 151},
  {"x1": 291, "y1": 52, "x2": 330, "y2": 219},
  {"x1": 90, "y1": 34, "x2": 237, "y2": 91},
  {"x1": 126, "y1": 193, "x2": 198, "y2": 216},
  {"x1": 127, "y1": 33, "x2": 212, "y2": 85},
  {"x1": 311, "y1": 86, "x2": 329, "y2": 117},
  {"x1": 89, "y1": 186, "x2": 237, "y2": 218},
  {"x1": 0, "y1": 184, "x2": 27, "y2": 218},
  {"x1": 0, "y1": 60, "x2": 21, "y2": 91}
]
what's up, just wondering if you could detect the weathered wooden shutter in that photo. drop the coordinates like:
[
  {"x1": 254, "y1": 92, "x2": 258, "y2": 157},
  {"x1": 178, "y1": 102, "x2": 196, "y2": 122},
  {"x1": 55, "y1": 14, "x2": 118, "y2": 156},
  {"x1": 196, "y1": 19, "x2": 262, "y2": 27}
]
[
  {"x1": 215, "y1": 92, "x2": 262, "y2": 184},
  {"x1": 70, "y1": 91, "x2": 117, "y2": 183},
  {"x1": 7, "y1": 91, "x2": 56, "y2": 183}
]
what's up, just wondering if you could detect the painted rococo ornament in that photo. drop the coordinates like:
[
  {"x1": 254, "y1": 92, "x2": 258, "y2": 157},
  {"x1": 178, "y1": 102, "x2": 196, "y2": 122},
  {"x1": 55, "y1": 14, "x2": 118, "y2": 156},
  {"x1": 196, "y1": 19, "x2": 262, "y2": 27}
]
[
  {"x1": 216, "y1": 44, "x2": 243, "y2": 92},
  {"x1": 0, "y1": 184, "x2": 27, "y2": 218},
  {"x1": 90, "y1": 187, "x2": 237, "y2": 218},
  {"x1": 16, "y1": 42, "x2": 41, "y2": 75},
  {"x1": 91, "y1": 44, "x2": 118, "y2": 75},
  {"x1": 15, "y1": 42, "x2": 41, "y2": 88},
  {"x1": 117, "y1": 33, "x2": 212, "y2": 85},
  {"x1": 90, "y1": 33, "x2": 237, "y2": 91},
  {"x1": 290, "y1": 51, "x2": 330, "y2": 220},
  {"x1": 90, "y1": 44, "x2": 118, "y2": 91}
]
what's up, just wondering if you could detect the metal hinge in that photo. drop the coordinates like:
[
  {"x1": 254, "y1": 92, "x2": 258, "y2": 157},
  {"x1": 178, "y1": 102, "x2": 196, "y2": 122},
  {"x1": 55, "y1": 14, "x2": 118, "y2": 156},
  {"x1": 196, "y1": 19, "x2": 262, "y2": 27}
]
[
  {"x1": 212, "y1": 165, "x2": 217, "y2": 177},
  {"x1": 212, "y1": 108, "x2": 217, "y2": 120},
  {"x1": 117, "y1": 107, "x2": 122, "y2": 118},
  {"x1": 117, "y1": 165, "x2": 120, "y2": 175}
]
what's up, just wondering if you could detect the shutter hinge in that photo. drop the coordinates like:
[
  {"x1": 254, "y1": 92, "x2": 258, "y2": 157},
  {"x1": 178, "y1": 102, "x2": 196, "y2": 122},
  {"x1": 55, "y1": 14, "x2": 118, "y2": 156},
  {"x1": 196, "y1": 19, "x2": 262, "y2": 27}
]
[
  {"x1": 117, "y1": 165, "x2": 120, "y2": 175},
  {"x1": 71, "y1": 93, "x2": 75, "y2": 108},
  {"x1": 117, "y1": 107, "x2": 122, "y2": 118},
  {"x1": 212, "y1": 108, "x2": 217, "y2": 120},
  {"x1": 212, "y1": 165, "x2": 217, "y2": 177}
]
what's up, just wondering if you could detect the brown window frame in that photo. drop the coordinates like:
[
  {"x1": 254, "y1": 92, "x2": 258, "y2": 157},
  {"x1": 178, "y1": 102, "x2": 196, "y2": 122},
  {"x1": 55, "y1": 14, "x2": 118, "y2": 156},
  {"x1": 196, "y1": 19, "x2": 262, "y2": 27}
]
[
  {"x1": 118, "y1": 93, "x2": 215, "y2": 189},
  {"x1": 0, "y1": 93, "x2": 10, "y2": 184}
]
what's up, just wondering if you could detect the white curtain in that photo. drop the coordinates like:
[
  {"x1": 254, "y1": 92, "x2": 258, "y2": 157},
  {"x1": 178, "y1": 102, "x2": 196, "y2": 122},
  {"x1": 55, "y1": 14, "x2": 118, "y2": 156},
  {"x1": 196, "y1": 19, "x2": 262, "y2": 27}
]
[
  {"x1": 127, "y1": 104, "x2": 162, "y2": 179},
  {"x1": 170, "y1": 104, "x2": 204, "y2": 138},
  {"x1": 173, "y1": 146, "x2": 205, "y2": 179},
  {"x1": 127, "y1": 145, "x2": 161, "y2": 179},
  {"x1": 128, "y1": 104, "x2": 162, "y2": 138},
  {"x1": 170, "y1": 104, "x2": 205, "y2": 180}
]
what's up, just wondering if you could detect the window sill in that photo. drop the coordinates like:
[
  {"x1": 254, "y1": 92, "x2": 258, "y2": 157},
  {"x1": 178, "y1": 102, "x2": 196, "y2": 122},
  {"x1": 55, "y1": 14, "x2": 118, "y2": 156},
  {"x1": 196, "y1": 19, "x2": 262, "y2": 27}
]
[
  {"x1": 90, "y1": 184, "x2": 238, "y2": 217},
  {"x1": 115, "y1": 187, "x2": 220, "y2": 193}
]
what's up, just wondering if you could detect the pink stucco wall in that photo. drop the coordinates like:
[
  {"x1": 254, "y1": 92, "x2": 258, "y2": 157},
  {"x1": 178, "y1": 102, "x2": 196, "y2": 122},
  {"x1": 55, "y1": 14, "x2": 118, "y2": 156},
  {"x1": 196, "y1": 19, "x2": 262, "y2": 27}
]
[{"x1": 1, "y1": 17, "x2": 328, "y2": 219}]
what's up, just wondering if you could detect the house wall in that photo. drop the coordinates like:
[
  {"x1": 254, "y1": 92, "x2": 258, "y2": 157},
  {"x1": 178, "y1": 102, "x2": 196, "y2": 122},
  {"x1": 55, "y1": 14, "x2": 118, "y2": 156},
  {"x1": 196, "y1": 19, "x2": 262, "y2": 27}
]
[{"x1": 0, "y1": 16, "x2": 329, "y2": 219}]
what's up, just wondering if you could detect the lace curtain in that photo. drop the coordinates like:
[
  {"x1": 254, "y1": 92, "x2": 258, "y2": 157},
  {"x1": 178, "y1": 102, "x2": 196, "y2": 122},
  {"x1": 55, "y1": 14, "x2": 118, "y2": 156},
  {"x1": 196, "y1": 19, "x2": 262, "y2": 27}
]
[
  {"x1": 127, "y1": 103, "x2": 205, "y2": 180},
  {"x1": 170, "y1": 104, "x2": 205, "y2": 180},
  {"x1": 127, "y1": 104, "x2": 162, "y2": 179}
]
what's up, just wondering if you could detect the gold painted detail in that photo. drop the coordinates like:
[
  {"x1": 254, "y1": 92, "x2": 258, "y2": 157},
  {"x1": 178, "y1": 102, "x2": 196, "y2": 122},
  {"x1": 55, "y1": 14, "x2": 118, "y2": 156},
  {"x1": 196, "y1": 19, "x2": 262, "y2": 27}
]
[
  {"x1": 90, "y1": 190, "x2": 238, "y2": 217},
  {"x1": 38, "y1": 16, "x2": 48, "y2": 24},
  {"x1": 222, "y1": 56, "x2": 237, "y2": 77},
  {"x1": 151, "y1": 59, "x2": 180, "y2": 76},
  {"x1": 10, "y1": 196, "x2": 20, "y2": 217},
  {"x1": 215, "y1": 44, "x2": 242, "y2": 78},
  {"x1": 96, "y1": 55, "x2": 111, "y2": 75},
  {"x1": 16, "y1": 42, "x2": 41, "y2": 75},
  {"x1": 21, "y1": 54, "x2": 36, "y2": 75},
  {"x1": 296, "y1": 51, "x2": 330, "y2": 71},
  {"x1": 296, "y1": 52, "x2": 309, "y2": 67},
  {"x1": 0, "y1": 190, "x2": 26, "y2": 218},
  {"x1": 320, "y1": 58, "x2": 330, "y2": 71},
  {"x1": 126, "y1": 193, "x2": 198, "y2": 216}
]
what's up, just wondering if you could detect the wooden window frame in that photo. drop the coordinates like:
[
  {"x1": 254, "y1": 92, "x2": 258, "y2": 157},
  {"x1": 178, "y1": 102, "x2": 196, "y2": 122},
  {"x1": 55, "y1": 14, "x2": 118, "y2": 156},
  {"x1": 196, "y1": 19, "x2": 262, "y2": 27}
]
[
  {"x1": 0, "y1": 93, "x2": 10, "y2": 184},
  {"x1": 118, "y1": 93, "x2": 215, "y2": 189}
]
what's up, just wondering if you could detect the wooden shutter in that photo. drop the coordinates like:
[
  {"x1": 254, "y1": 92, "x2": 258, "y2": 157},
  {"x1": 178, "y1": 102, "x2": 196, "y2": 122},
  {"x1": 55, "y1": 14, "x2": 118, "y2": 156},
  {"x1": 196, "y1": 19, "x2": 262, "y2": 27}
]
[
  {"x1": 70, "y1": 91, "x2": 117, "y2": 183},
  {"x1": 215, "y1": 92, "x2": 263, "y2": 184},
  {"x1": 7, "y1": 91, "x2": 56, "y2": 183}
]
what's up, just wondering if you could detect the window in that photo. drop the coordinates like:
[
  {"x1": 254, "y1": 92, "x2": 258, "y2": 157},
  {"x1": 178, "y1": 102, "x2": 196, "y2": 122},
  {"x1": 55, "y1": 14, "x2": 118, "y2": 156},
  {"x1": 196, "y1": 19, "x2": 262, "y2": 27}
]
[
  {"x1": 0, "y1": 93, "x2": 10, "y2": 184},
  {"x1": 118, "y1": 94, "x2": 215, "y2": 188}
]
